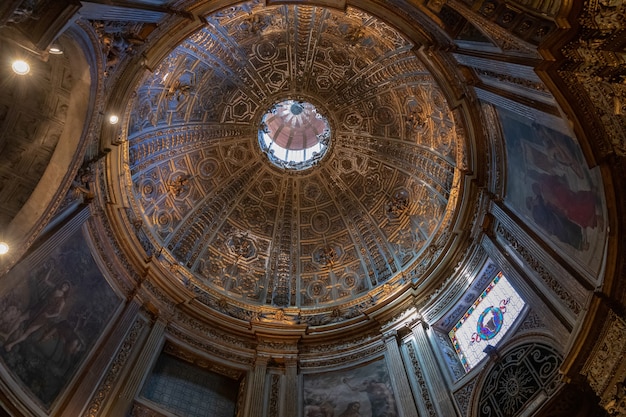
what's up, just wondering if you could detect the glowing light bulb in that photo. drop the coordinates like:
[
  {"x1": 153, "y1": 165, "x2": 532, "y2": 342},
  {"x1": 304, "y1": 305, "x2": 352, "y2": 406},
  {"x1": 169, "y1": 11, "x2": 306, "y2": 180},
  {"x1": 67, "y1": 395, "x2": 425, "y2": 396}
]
[
  {"x1": 109, "y1": 115, "x2": 119, "y2": 124},
  {"x1": 11, "y1": 60, "x2": 30, "y2": 75},
  {"x1": 48, "y1": 46, "x2": 63, "y2": 55},
  {"x1": 0, "y1": 242, "x2": 9, "y2": 255}
]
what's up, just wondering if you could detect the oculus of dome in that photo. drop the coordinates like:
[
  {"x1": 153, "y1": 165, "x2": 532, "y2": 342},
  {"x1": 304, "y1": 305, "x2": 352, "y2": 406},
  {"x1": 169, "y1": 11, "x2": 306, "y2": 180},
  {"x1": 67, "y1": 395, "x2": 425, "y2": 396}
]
[{"x1": 259, "y1": 99, "x2": 331, "y2": 171}]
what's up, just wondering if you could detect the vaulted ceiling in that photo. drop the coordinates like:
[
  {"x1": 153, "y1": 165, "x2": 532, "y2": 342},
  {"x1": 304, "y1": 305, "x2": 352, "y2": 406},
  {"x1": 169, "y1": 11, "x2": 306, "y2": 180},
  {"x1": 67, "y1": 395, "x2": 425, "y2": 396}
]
[
  {"x1": 125, "y1": 4, "x2": 466, "y2": 311},
  {"x1": 1, "y1": 1, "x2": 626, "y2": 415}
]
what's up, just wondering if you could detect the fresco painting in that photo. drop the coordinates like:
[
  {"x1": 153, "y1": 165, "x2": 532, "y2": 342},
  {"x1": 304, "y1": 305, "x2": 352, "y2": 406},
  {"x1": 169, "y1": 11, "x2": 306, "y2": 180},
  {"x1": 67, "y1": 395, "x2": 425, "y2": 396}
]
[
  {"x1": 499, "y1": 108, "x2": 605, "y2": 271},
  {"x1": 0, "y1": 228, "x2": 121, "y2": 409},
  {"x1": 303, "y1": 359, "x2": 398, "y2": 417}
]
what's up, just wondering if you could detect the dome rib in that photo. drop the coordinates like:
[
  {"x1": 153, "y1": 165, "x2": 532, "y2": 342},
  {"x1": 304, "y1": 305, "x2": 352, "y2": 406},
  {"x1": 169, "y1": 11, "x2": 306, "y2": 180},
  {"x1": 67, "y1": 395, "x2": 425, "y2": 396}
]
[{"x1": 126, "y1": 2, "x2": 466, "y2": 311}]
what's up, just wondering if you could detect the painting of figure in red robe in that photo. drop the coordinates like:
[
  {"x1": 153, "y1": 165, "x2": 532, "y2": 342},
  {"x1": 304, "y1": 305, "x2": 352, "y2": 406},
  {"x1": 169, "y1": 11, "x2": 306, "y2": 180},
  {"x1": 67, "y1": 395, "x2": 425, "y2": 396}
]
[{"x1": 499, "y1": 108, "x2": 606, "y2": 275}]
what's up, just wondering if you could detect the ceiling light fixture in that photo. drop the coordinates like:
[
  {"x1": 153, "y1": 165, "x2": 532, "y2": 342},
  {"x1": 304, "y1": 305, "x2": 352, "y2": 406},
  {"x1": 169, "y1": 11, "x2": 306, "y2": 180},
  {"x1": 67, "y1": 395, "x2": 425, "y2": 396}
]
[
  {"x1": 11, "y1": 60, "x2": 30, "y2": 75},
  {"x1": 48, "y1": 45, "x2": 63, "y2": 55},
  {"x1": 0, "y1": 242, "x2": 9, "y2": 255},
  {"x1": 108, "y1": 115, "x2": 120, "y2": 124}
]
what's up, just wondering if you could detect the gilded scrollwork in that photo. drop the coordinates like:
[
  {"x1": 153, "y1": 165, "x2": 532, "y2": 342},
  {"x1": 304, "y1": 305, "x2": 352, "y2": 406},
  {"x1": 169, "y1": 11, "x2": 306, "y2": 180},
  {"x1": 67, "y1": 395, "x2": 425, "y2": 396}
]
[
  {"x1": 556, "y1": 0, "x2": 626, "y2": 158},
  {"x1": 582, "y1": 311, "x2": 626, "y2": 403},
  {"x1": 121, "y1": 2, "x2": 466, "y2": 315}
]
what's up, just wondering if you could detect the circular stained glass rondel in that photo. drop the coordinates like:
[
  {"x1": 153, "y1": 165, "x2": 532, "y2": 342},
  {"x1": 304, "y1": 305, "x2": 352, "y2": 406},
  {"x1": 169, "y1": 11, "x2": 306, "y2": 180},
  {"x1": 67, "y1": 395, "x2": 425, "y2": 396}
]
[
  {"x1": 477, "y1": 306, "x2": 504, "y2": 340},
  {"x1": 259, "y1": 100, "x2": 331, "y2": 170}
]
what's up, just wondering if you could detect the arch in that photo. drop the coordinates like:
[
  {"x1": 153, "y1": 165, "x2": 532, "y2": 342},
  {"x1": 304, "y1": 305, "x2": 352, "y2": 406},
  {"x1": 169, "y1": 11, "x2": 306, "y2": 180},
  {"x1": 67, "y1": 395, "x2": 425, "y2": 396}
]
[
  {"x1": 472, "y1": 338, "x2": 563, "y2": 417},
  {"x1": 1, "y1": 26, "x2": 99, "y2": 273}
]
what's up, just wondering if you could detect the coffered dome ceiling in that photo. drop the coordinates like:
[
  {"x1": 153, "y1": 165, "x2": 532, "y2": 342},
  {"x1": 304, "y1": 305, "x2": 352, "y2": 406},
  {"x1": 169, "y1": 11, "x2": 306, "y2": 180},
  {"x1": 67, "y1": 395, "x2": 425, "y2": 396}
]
[{"x1": 124, "y1": 2, "x2": 468, "y2": 314}]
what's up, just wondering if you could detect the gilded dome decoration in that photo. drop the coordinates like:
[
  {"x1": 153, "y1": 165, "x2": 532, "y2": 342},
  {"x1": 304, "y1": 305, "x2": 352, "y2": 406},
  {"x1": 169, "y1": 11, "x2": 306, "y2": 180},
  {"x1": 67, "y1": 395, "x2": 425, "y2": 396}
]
[
  {"x1": 0, "y1": 0, "x2": 623, "y2": 415},
  {"x1": 125, "y1": 3, "x2": 466, "y2": 317}
]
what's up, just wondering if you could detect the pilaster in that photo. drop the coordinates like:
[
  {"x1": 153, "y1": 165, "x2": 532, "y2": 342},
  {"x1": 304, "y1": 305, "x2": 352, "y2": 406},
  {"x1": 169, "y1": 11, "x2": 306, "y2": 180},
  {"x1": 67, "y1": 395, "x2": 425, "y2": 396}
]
[
  {"x1": 383, "y1": 331, "x2": 419, "y2": 417},
  {"x1": 101, "y1": 318, "x2": 166, "y2": 416},
  {"x1": 282, "y1": 358, "x2": 298, "y2": 417},
  {"x1": 409, "y1": 318, "x2": 459, "y2": 417},
  {"x1": 63, "y1": 301, "x2": 141, "y2": 416},
  {"x1": 244, "y1": 354, "x2": 269, "y2": 417}
]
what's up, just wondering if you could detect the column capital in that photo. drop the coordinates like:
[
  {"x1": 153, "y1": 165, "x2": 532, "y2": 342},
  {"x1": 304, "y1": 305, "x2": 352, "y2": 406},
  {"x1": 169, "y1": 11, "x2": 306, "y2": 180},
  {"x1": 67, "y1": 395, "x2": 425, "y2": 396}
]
[
  {"x1": 254, "y1": 353, "x2": 271, "y2": 367},
  {"x1": 383, "y1": 329, "x2": 399, "y2": 342},
  {"x1": 407, "y1": 314, "x2": 429, "y2": 331},
  {"x1": 284, "y1": 356, "x2": 298, "y2": 368}
]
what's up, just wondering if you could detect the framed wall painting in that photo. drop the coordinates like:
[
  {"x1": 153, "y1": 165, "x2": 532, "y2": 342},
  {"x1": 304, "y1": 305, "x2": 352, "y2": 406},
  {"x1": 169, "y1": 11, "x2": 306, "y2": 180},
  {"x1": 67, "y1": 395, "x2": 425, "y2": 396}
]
[
  {"x1": 303, "y1": 358, "x2": 399, "y2": 417},
  {"x1": 0, "y1": 208, "x2": 122, "y2": 410},
  {"x1": 499, "y1": 108, "x2": 606, "y2": 277}
]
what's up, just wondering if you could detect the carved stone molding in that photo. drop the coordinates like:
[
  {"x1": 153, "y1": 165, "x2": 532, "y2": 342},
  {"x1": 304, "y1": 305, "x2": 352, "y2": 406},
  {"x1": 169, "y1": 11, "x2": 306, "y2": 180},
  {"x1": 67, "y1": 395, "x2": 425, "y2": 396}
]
[
  {"x1": 581, "y1": 311, "x2": 626, "y2": 411},
  {"x1": 554, "y1": 0, "x2": 626, "y2": 159},
  {"x1": 492, "y1": 209, "x2": 584, "y2": 318},
  {"x1": 517, "y1": 309, "x2": 547, "y2": 333},
  {"x1": 299, "y1": 343, "x2": 386, "y2": 370},
  {"x1": 267, "y1": 373, "x2": 281, "y2": 417},
  {"x1": 605, "y1": 379, "x2": 626, "y2": 416},
  {"x1": 130, "y1": 401, "x2": 168, "y2": 417},
  {"x1": 431, "y1": 256, "x2": 496, "y2": 329},
  {"x1": 454, "y1": 377, "x2": 478, "y2": 417},
  {"x1": 447, "y1": 0, "x2": 544, "y2": 57},
  {"x1": 405, "y1": 340, "x2": 437, "y2": 417},
  {"x1": 83, "y1": 316, "x2": 148, "y2": 417},
  {"x1": 162, "y1": 342, "x2": 245, "y2": 381},
  {"x1": 165, "y1": 325, "x2": 255, "y2": 367}
]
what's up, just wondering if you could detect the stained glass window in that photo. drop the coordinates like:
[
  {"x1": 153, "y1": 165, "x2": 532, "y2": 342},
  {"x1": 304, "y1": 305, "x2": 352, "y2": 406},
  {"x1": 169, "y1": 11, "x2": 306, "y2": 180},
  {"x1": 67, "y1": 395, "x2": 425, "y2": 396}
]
[{"x1": 449, "y1": 272, "x2": 526, "y2": 372}]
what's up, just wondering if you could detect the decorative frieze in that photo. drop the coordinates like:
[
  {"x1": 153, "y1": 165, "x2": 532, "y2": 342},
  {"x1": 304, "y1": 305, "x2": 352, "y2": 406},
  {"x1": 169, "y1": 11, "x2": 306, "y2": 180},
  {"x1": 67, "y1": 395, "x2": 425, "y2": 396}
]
[
  {"x1": 582, "y1": 311, "x2": 626, "y2": 400},
  {"x1": 165, "y1": 326, "x2": 255, "y2": 367},
  {"x1": 405, "y1": 341, "x2": 437, "y2": 417},
  {"x1": 162, "y1": 343, "x2": 245, "y2": 380},
  {"x1": 267, "y1": 373, "x2": 281, "y2": 417},
  {"x1": 481, "y1": 102, "x2": 505, "y2": 200},
  {"x1": 454, "y1": 378, "x2": 478, "y2": 417},
  {"x1": 517, "y1": 309, "x2": 546, "y2": 333},
  {"x1": 299, "y1": 343, "x2": 386, "y2": 370},
  {"x1": 495, "y1": 221, "x2": 582, "y2": 316}
]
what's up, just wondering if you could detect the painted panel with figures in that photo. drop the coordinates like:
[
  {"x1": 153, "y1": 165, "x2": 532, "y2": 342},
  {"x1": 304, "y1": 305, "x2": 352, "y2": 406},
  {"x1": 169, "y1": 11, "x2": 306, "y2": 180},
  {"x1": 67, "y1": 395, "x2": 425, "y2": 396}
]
[
  {"x1": 0, "y1": 228, "x2": 121, "y2": 409},
  {"x1": 303, "y1": 359, "x2": 398, "y2": 417}
]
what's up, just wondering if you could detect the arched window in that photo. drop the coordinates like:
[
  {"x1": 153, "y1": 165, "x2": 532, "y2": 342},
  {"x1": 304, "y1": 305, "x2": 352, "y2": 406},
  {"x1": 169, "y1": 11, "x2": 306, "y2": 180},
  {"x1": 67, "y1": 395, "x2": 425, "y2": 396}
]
[
  {"x1": 449, "y1": 272, "x2": 526, "y2": 371},
  {"x1": 477, "y1": 342, "x2": 562, "y2": 417}
]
